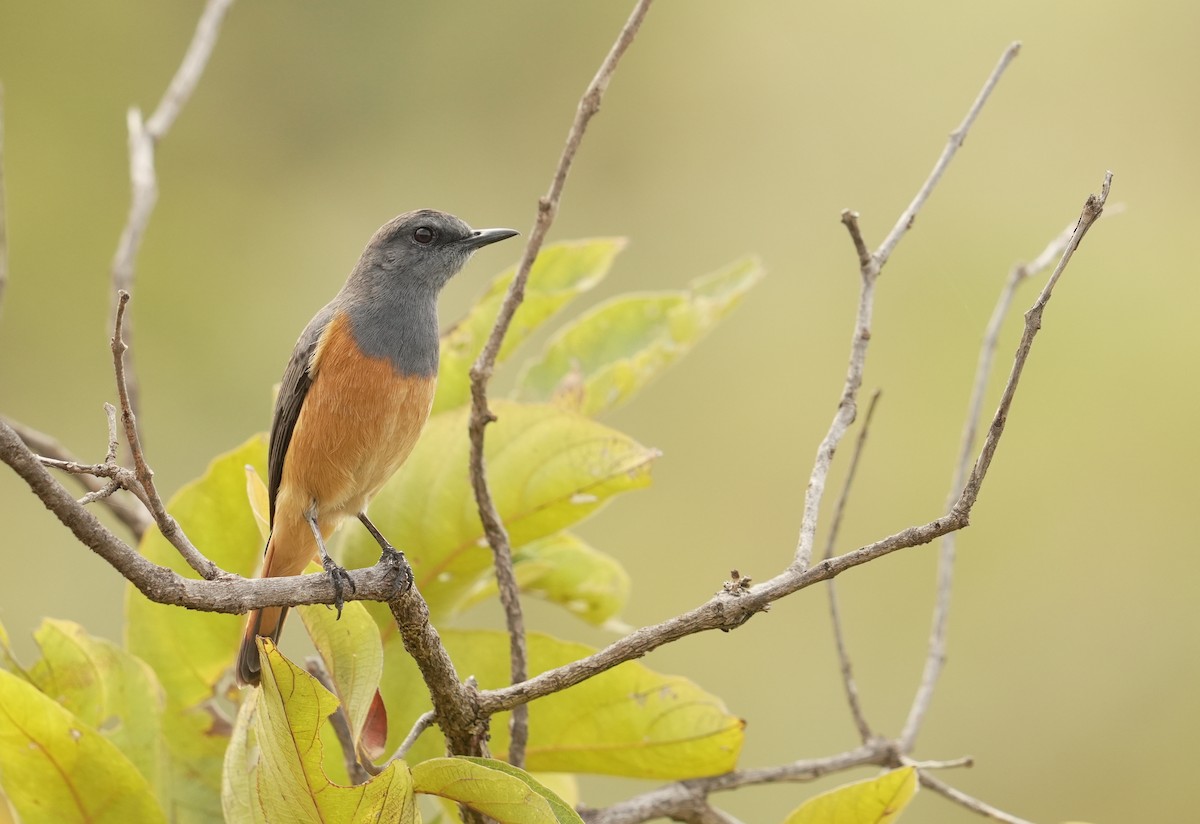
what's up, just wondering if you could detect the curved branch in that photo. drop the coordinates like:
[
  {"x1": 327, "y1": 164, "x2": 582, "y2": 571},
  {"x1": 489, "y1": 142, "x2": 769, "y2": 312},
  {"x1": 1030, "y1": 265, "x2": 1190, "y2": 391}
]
[
  {"x1": 465, "y1": 0, "x2": 655, "y2": 768},
  {"x1": 0, "y1": 418, "x2": 408, "y2": 613}
]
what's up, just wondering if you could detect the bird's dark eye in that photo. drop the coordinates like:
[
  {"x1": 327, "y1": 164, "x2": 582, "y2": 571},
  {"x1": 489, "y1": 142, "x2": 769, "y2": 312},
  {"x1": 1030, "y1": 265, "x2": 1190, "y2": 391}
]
[{"x1": 413, "y1": 226, "x2": 436, "y2": 245}]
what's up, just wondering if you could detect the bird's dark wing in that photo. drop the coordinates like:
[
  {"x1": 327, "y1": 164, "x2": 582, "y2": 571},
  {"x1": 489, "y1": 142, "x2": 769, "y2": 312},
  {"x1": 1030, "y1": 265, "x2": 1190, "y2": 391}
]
[{"x1": 268, "y1": 303, "x2": 336, "y2": 524}]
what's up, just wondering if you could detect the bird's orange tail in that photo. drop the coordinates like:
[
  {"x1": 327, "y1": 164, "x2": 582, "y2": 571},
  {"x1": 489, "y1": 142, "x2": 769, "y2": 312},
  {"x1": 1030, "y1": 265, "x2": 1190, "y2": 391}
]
[{"x1": 236, "y1": 605, "x2": 287, "y2": 686}]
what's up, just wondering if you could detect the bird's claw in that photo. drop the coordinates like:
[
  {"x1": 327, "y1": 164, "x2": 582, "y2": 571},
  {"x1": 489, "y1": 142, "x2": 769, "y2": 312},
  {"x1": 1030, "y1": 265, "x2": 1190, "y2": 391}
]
[
  {"x1": 322, "y1": 555, "x2": 356, "y2": 619},
  {"x1": 379, "y1": 545, "x2": 415, "y2": 599}
]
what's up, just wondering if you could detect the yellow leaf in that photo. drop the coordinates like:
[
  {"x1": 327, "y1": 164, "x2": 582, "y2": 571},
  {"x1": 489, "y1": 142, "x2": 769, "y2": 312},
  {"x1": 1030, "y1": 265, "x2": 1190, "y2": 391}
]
[
  {"x1": 244, "y1": 464, "x2": 272, "y2": 544},
  {"x1": 27, "y1": 620, "x2": 168, "y2": 808},
  {"x1": 248, "y1": 639, "x2": 416, "y2": 823},
  {"x1": 458, "y1": 532, "x2": 631, "y2": 626},
  {"x1": 784, "y1": 767, "x2": 918, "y2": 824},
  {"x1": 516, "y1": 257, "x2": 764, "y2": 415},
  {"x1": 412, "y1": 757, "x2": 583, "y2": 823},
  {"x1": 380, "y1": 630, "x2": 744, "y2": 779},
  {"x1": 0, "y1": 668, "x2": 166, "y2": 823},
  {"x1": 297, "y1": 592, "x2": 385, "y2": 751},
  {"x1": 340, "y1": 401, "x2": 656, "y2": 622}
]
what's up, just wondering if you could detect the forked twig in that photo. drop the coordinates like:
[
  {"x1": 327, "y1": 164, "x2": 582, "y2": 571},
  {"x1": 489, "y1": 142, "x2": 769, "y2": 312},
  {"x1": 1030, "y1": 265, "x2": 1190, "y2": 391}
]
[{"x1": 793, "y1": 41, "x2": 1022, "y2": 572}]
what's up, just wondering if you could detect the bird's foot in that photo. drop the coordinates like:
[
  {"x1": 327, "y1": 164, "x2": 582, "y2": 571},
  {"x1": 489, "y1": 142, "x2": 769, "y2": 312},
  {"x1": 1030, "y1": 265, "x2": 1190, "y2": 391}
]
[
  {"x1": 357, "y1": 512, "x2": 413, "y2": 599},
  {"x1": 322, "y1": 555, "x2": 357, "y2": 619},
  {"x1": 379, "y1": 545, "x2": 414, "y2": 599}
]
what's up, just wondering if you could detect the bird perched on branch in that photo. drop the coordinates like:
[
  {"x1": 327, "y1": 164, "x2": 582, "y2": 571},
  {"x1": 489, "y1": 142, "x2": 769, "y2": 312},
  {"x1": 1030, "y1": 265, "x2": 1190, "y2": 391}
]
[{"x1": 236, "y1": 210, "x2": 518, "y2": 686}]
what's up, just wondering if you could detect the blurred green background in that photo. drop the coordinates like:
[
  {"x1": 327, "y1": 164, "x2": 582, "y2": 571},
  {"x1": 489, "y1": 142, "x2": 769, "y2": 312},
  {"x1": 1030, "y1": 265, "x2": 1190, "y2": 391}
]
[{"x1": 1, "y1": 2, "x2": 1195, "y2": 822}]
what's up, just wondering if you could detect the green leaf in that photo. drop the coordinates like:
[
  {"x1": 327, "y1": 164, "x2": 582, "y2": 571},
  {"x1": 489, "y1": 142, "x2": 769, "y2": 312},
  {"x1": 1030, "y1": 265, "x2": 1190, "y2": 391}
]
[
  {"x1": 458, "y1": 533, "x2": 631, "y2": 627},
  {"x1": 26, "y1": 620, "x2": 168, "y2": 808},
  {"x1": 0, "y1": 668, "x2": 166, "y2": 824},
  {"x1": 251, "y1": 639, "x2": 416, "y2": 823},
  {"x1": 516, "y1": 257, "x2": 764, "y2": 415},
  {"x1": 412, "y1": 756, "x2": 583, "y2": 824},
  {"x1": 340, "y1": 401, "x2": 657, "y2": 621},
  {"x1": 380, "y1": 630, "x2": 744, "y2": 779},
  {"x1": 784, "y1": 767, "x2": 918, "y2": 824},
  {"x1": 297, "y1": 595, "x2": 385, "y2": 750},
  {"x1": 434, "y1": 238, "x2": 625, "y2": 414},
  {"x1": 124, "y1": 434, "x2": 269, "y2": 823}
]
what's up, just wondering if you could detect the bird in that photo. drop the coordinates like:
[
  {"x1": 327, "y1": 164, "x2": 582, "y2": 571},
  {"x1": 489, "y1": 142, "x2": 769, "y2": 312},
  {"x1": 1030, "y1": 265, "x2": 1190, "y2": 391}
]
[{"x1": 236, "y1": 209, "x2": 518, "y2": 686}]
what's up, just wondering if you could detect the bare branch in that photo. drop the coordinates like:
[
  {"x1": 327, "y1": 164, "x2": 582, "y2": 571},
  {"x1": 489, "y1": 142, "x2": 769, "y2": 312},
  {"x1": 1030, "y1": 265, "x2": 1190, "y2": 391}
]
[
  {"x1": 478, "y1": 173, "x2": 1111, "y2": 718},
  {"x1": 905, "y1": 755, "x2": 974, "y2": 770},
  {"x1": 382, "y1": 710, "x2": 437, "y2": 768},
  {"x1": 387, "y1": 591, "x2": 483, "y2": 758},
  {"x1": 899, "y1": 219, "x2": 1079, "y2": 752},
  {"x1": 5, "y1": 416, "x2": 153, "y2": 537},
  {"x1": 580, "y1": 745, "x2": 882, "y2": 824},
  {"x1": 793, "y1": 42, "x2": 1020, "y2": 571},
  {"x1": 465, "y1": 0, "x2": 655, "y2": 768},
  {"x1": 109, "y1": 0, "x2": 236, "y2": 418},
  {"x1": 0, "y1": 418, "x2": 410, "y2": 612},
  {"x1": 822, "y1": 389, "x2": 881, "y2": 743},
  {"x1": 919, "y1": 772, "x2": 1034, "y2": 824}
]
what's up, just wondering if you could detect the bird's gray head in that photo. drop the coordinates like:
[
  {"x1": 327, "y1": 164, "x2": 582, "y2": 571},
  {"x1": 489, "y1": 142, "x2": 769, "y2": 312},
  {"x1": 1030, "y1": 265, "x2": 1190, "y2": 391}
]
[{"x1": 357, "y1": 209, "x2": 519, "y2": 294}]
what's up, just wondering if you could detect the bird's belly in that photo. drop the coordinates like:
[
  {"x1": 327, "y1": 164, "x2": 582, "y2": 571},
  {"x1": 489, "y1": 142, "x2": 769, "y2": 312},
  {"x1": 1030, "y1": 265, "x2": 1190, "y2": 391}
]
[{"x1": 281, "y1": 352, "x2": 436, "y2": 521}]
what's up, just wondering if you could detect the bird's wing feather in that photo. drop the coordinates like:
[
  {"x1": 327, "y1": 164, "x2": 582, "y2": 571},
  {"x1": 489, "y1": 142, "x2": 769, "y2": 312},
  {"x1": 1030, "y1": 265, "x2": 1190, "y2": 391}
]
[{"x1": 268, "y1": 302, "x2": 337, "y2": 523}]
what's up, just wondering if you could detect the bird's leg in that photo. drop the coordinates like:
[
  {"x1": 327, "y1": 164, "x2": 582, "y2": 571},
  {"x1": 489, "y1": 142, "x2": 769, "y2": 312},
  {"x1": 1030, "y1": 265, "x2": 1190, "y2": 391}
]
[
  {"x1": 357, "y1": 512, "x2": 414, "y2": 598},
  {"x1": 305, "y1": 510, "x2": 356, "y2": 618}
]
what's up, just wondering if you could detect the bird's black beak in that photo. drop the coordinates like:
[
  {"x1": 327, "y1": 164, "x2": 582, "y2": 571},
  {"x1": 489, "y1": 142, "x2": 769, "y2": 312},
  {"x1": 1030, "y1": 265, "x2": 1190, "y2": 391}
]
[{"x1": 463, "y1": 227, "x2": 520, "y2": 250}]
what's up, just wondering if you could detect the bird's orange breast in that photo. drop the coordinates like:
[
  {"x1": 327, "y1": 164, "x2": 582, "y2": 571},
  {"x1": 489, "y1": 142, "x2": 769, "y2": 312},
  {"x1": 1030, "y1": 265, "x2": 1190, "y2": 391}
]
[{"x1": 279, "y1": 310, "x2": 436, "y2": 523}]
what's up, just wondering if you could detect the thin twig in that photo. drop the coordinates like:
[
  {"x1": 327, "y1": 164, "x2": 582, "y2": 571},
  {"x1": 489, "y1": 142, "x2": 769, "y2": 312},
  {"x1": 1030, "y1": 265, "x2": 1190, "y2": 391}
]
[
  {"x1": 898, "y1": 219, "x2": 1079, "y2": 752},
  {"x1": 5, "y1": 416, "x2": 153, "y2": 537},
  {"x1": 465, "y1": 0, "x2": 655, "y2": 769},
  {"x1": 905, "y1": 755, "x2": 974, "y2": 770},
  {"x1": 75, "y1": 404, "x2": 123, "y2": 506},
  {"x1": 919, "y1": 772, "x2": 1034, "y2": 824},
  {"x1": 108, "y1": 0, "x2": 235, "y2": 420},
  {"x1": 389, "y1": 710, "x2": 437, "y2": 765},
  {"x1": 953, "y1": 172, "x2": 1111, "y2": 517},
  {"x1": 306, "y1": 658, "x2": 370, "y2": 785},
  {"x1": 112, "y1": 291, "x2": 221, "y2": 579},
  {"x1": 875, "y1": 42, "x2": 1022, "y2": 268},
  {"x1": 793, "y1": 43, "x2": 1020, "y2": 572},
  {"x1": 583, "y1": 742, "x2": 979, "y2": 824},
  {"x1": 580, "y1": 745, "x2": 882, "y2": 824},
  {"x1": 821, "y1": 389, "x2": 881, "y2": 743}
]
